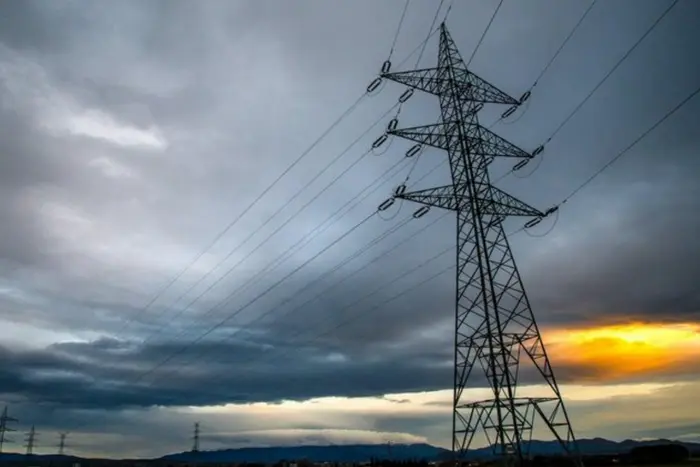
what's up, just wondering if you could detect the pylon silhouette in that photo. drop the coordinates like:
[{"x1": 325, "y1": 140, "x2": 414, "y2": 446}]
[{"x1": 377, "y1": 23, "x2": 581, "y2": 466}]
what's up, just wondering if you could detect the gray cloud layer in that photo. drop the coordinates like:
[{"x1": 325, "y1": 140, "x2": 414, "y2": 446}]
[{"x1": 0, "y1": 0, "x2": 699, "y2": 456}]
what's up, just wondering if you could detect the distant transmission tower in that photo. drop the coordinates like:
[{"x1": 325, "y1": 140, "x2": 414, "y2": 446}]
[
  {"x1": 25, "y1": 425, "x2": 37, "y2": 455},
  {"x1": 192, "y1": 422, "x2": 200, "y2": 453},
  {"x1": 58, "y1": 432, "x2": 68, "y2": 455},
  {"x1": 375, "y1": 23, "x2": 580, "y2": 466},
  {"x1": 0, "y1": 406, "x2": 18, "y2": 453}
]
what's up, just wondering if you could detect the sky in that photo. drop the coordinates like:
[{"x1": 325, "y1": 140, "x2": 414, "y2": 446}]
[{"x1": 0, "y1": 0, "x2": 699, "y2": 459}]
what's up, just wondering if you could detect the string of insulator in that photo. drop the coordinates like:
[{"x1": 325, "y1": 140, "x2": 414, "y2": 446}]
[
  {"x1": 523, "y1": 205, "x2": 558, "y2": 229},
  {"x1": 370, "y1": 85, "x2": 417, "y2": 153},
  {"x1": 367, "y1": 78, "x2": 383, "y2": 94},
  {"x1": 372, "y1": 134, "x2": 388, "y2": 149},
  {"x1": 398, "y1": 88, "x2": 413, "y2": 103},
  {"x1": 413, "y1": 206, "x2": 430, "y2": 218},
  {"x1": 366, "y1": 60, "x2": 393, "y2": 95},
  {"x1": 512, "y1": 145, "x2": 544, "y2": 172},
  {"x1": 405, "y1": 144, "x2": 422, "y2": 158},
  {"x1": 378, "y1": 198, "x2": 395, "y2": 212},
  {"x1": 377, "y1": 181, "x2": 432, "y2": 219},
  {"x1": 500, "y1": 90, "x2": 532, "y2": 119}
]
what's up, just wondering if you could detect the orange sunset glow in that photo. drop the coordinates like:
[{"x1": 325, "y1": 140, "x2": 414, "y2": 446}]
[{"x1": 544, "y1": 322, "x2": 700, "y2": 381}]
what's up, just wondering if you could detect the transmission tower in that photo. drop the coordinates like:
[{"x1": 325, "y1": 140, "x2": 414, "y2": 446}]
[
  {"x1": 0, "y1": 406, "x2": 18, "y2": 453},
  {"x1": 25, "y1": 425, "x2": 37, "y2": 455},
  {"x1": 375, "y1": 23, "x2": 580, "y2": 466},
  {"x1": 192, "y1": 422, "x2": 200, "y2": 453},
  {"x1": 58, "y1": 432, "x2": 68, "y2": 455}
]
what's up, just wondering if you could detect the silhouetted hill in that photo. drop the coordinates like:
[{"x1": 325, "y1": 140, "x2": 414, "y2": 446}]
[
  {"x1": 163, "y1": 443, "x2": 448, "y2": 463},
  {"x1": 2, "y1": 438, "x2": 698, "y2": 463},
  {"x1": 161, "y1": 439, "x2": 700, "y2": 463}
]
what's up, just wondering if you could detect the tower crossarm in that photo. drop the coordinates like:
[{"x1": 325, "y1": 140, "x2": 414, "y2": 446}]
[
  {"x1": 381, "y1": 68, "x2": 518, "y2": 105},
  {"x1": 389, "y1": 123, "x2": 534, "y2": 160},
  {"x1": 396, "y1": 184, "x2": 544, "y2": 217},
  {"x1": 464, "y1": 122, "x2": 531, "y2": 159}
]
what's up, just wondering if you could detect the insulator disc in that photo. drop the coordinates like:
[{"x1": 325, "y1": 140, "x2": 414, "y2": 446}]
[
  {"x1": 378, "y1": 198, "x2": 395, "y2": 211},
  {"x1": 501, "y1": 105, "x2": 517, "y2": 119},
  {"x1": 413, "y1": 206, "x2": 430, "y2": 218},
  {"x1": 395, "y1": 184, "x2": 407, "y2": 196},
  {"x1": 519, "y1": 90, "x2": 531, "y2": 104},
  {"x1": 372, "y1": 133, "x2": 388, "y2": 149},
  {"x1": 387, "y1": 118, "x2": 399, "y2": 132},
  {"x1": 513, "y1": 159, "x2": 529, "y2": 171},
  {"x1": 406, "y1": 144, "x2": 422, "y2": 158},
  {"x1": 381, "y1": 60, "x2": 392, "y2": 74},
  {"x1": 367, "y1": 77, "x2": 382, "y2": 94},
  {"x1": 545, "y1": 206, "x2": 559, "y2": 216},
  {"x1": 398, "y1": 88, "x2": 414, "y2": 103},
  {"x1": 532, "y1": 145, "x2": 544, "y2": 157},
  {"x1": 524, "y1": 217, "x2": 542, "y2": 229}
]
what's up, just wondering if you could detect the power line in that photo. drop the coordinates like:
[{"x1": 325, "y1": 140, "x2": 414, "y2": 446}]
[
  {"x1": 103, "y1": 21, "x2": 441, "y2": 350},
  {"x1": 493, "y1": 0, "x2": 680, "y2": 185},
  {"x1": 388, "y1": 0, "x2": 411, "y2": 61},
  {"x1": 114, "y1": 93, "x2": 368, "y2": 337},
  {"x1": 531, "y1": 0, "x2": 598, "y2": 88},
  {"x1": 136, "y1": 165, "x2": 452, "y2": 385},
  {"x1": 123, "y1": 24, "x2": 454, "y2": 338},
  {"x1": 149, "y1": 216, "x2": 414, "y2": 384},
  {"x1": 558, "y1": 83, "x2": 700, "y2": 206},
  {"x1": 63, "y1": 28, "x2": 448, "y2": 437},
  {"x1": 143, "y1": 169, "x2": 446, "y2": 386},
  {"x1": 179, "y1": 238, "x2": 456, "y2": 402},
  {"x1": 416, "y1": 0, "x2": 446, "y2": 67},
  {"x1": 442, "y1": 0, "x2": 456, "y2": 22},
  {"x1": 158, "y1": 159, "x2": 515, "y2": 388},
  {"x1": 255, "y1": 212, "x2": 451, "y2": 334},
  {"x1": 123, "y1": 18, "x2": 444, "y2": 349},
  {"x1": 135, "y1": 211, "x2": 378, "y2": 383},
  {"x1": 467, "y1": 0, "x2": 505, "y2": 67},
  {"x1": 180, "y1": 207, "x2": 533, "y2": 403},
  {"x1": 139, "y1": 102, "x2": 400, "y2": 347},
  {"x1": 200, "y1": 155, "x2": 411, "y2": 318},
  {"x1": 545, "y1": 0, "x2": 679, "y2": 143},
  {"x1": 69, "y1": 205, "x2": 386, "y2": 433},
  {"x1": 147, "y1": 208, "x2": 425, "y2": 384},
  {"x1": 128, "y1": 22, "x2": 448, "y2": 367},
  {"x1": 142, "y1": 208, "x2": 533, "y2": 405},
  {"x1": 483, "y1": 0, "x2": 597, "y2": 133},
  {"x1": 56, "y1": 114, "x2": 399, "y2": 432}
]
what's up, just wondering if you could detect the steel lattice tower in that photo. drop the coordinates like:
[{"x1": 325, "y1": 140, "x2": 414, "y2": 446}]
[
  {"x1": 25, "y1": 425, "x2": 36, "y2": 456},
  {"x1": 379, "y1": 24, "x2": 580, "y2": 466},
  {"x1": 0, "y1": 406, "x2": 18, "y2": 454},
  {"x1": 192, "y1": 422, "x2": 200, "y2": 453},
  {"x1": 58, "y1": 432, "x2": 68, "y2": 455}
]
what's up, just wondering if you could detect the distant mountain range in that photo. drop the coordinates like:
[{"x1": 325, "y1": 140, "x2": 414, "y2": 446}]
[
  {"x1": 161, "y1": 439, "x2": 700, "y2": 463},
  {"x1": 1, "y1": 438, "x2": 698, "y2": 463}
]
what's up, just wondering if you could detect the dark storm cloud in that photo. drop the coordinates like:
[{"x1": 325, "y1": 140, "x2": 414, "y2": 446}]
[
  {"x1": 1, "y1": 0, "x2": 700, "y2": 456},
  {"x1": 0, "y1": 328, "x2": 451, "y2": 410},
  {"x1": 520, "y1": 154, "x2": 700, "y2": 326}
]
